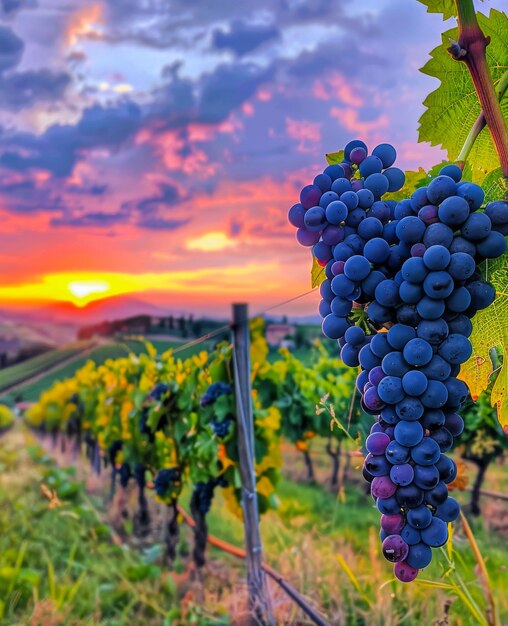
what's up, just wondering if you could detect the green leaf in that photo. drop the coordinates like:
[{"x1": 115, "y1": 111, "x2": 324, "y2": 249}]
[
  {"x1": 458, "y1": 255, "x2": 508, "y2": 430},
  {"x1": 416, "y1": 0, "x2": 457, "y2": 20},
  {"x1": 417, "y1": 0, "x2": 488, "y2": 20},
  {"x1": 311, "y1": 256, "x2": 326, "y2": 288},
  {"x1": 325, "y1": 150, "x2": 344, "y2": 165},
  {"x1": 418, "y1": 9, "x2": 508, "y2": 185},
  {"x1": 481, "y1": 166, "x2": 508, "y2": 202}
]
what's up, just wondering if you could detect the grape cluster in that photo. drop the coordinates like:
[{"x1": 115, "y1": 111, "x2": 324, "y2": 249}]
[
  {"x1": 133, "y1": 463, "x2": 146, "y2": 488},
  {"x1": 154, "y1": 467, "x2": 181, "y2": 497},
  {"x1": 210, "y1": 417, "x2": 233, "y2": 438},
  {"x1": 119, "y1": 462, "x2": 132, "y2": 488},
  {"x1": 200, "y1": 382, "x2": 233, "y2": 407},
  {"x1": 107, "y1": 439, "x2": 123, "y2": 466},
  {"x1": 193, "y1": 476, "x2": 229, "y2": 515},
  {"x1": 149, "y1": 383, "x2": 170, "y2": 401},
  {"x1": 288, "y1": 139, "x2": 508, "y2": 581}
]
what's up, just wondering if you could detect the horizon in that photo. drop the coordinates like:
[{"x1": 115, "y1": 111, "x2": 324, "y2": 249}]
[{"x1": 1, "y1": 0, "x2": 504, "y2": 317}]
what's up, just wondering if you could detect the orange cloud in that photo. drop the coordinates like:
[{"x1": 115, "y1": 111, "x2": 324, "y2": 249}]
[
  {"x1": 187, "y1": 232, "x2": 238, "y2": 252},
  {"x1": 66, "y1": 4, "x2": 103, "y2": 47}
]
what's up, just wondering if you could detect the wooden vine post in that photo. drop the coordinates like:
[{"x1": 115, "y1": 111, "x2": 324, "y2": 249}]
[{"x1": 232, "y1": 303, "x2": 275, "y2": 626}]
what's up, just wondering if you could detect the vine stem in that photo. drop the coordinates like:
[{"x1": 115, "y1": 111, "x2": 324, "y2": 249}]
[
  {"x1": 457, "y1": 69, "x2": 508, "y2": 167},
  {"x1": 451, "y1": 0, "x2": 508, "y2": 178}
]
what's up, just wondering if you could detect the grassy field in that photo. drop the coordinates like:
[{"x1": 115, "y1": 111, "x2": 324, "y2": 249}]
[
  {"x1": 2, "y1": 424, "x2": 507, "y2": 626},
  {"x1": 0, "y1": 338, "x2": 213, "y2": 405},
  {"x1": 0, "y1": 343, "x2": 91, "y2": 392},
  {"x1": 0, "y1": 428, "x2": 197, "y2": 626}
]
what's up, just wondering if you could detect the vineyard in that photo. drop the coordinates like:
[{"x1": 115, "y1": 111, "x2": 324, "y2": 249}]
[{"x1": 1, "y1": 0, "x2": 508, "y2": 624}]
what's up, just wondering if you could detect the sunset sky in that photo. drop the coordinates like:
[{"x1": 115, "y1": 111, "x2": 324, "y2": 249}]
[{"x1": 0, "y1": 0, "x2": 502, "y2": 317}]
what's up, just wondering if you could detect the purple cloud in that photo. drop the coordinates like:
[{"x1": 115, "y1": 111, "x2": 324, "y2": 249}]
[{"x1": 212, "y1": 20, "x2": 280, "y2": 57}]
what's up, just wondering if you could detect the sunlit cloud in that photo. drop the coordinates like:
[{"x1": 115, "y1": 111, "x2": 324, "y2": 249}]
[
  {"x1": 187, "y1": 232, "x2": 239, "y2": 252},
  {"x1": 65, "y1": 4, "x2": 103, "y2": 47}
]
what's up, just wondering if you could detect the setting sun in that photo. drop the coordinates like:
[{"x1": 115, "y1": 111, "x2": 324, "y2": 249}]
[{"x1": 68, "y1": 281, "x2": 111, "y2": 301}]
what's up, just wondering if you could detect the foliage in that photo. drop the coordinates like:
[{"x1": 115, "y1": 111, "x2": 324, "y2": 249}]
[
  {"x1": 257, "y1": 341, "x2": 366, "y2": 455},
  {"x1": 458, "y1": 256, "x2": 508, "y2": 429},
  {"x1": 25, "y1": 320, "x2": 368, "y2": 519},
  {"x1": 459, "y1": 382, "x2": 508, "y2": 459},
  {"x1": 417, "y1": 0, "x2": 458, "y2": 20},
  {"x1": 0, "y1": 404, "x2": 14, "y2": 430},
  {"x1": 418, "y1": 9, "x2": 508, "y2": 185},
  {"x1": 26, "y1": 330, "x2": 281, "y2": 520},
  {"x1": 311, "y1": 256, "x2": 326, "y2": 288}
]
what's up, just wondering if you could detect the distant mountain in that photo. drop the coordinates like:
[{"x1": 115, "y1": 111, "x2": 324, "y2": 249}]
[{"x1": 0, "y1": 295, "x2": 170, "y2": 325}]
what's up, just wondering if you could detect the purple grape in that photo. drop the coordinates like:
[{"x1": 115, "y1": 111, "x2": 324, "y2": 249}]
[
  {"x1": 368, "y1": 366, "x2": 386, "y2": 386},
  {"x1": 382, "y1": 535, "x2": 409, "y2": 563},
  {"x1": 300, "y1": 184, "x2": 322, "y2": 209},
  {"x1": 381, "y1": 513, "x2": 405, "y2": 534},
  {"x1": 366, "y1": 432, "x2": 391, "y2": 455},
  {"x1": 411, "y1": 243, "x2": 426, "y2": 257},
  {"x1": 390, "y1": 463, "x2": 414, "y2": 486},
  {"x1": 350, "y1": 146, "x2": 367, "y2": 164},
  {"x1": 322, "y1": 225, "x2": 344, "y2": 246},
  {"x1": 371, "y1": 476, "x2": 397, "y2": 499},
  {"x1": 394, "y1": 561, "x2": 419, "y2": 582},
  {"x1": 296, "y1": 228, "x2": 320, "y2": 246},
  {"x1": 364, "y1": 386, "x2": 385, "y2": 412},
  {"x1": 288, "y1": 203, "x2": 306, "y2": 228}
]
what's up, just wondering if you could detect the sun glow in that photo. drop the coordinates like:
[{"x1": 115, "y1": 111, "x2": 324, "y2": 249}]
[
  {"x1": 68, "y1": 281, "x2": 110, "y2": 300},
  {"x1": 0, "y1": 263, "x2": 282, "y2": 308}
]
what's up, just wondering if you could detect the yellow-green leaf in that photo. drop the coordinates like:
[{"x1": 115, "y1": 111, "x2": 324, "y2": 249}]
[
  {"x1": 417, "y1": 1, "x2": 489, "y2": 22},
  {"x1": 481, "y1": 167, "x2": 508, "y2": 203},
  {"x1": 418, "y1": 9, "x2": 508, "y2": 186},
  {"x1": 458, "y1": 256, "x2": 508, "y2": 431},
  {"x1": 325, "y1": 150, "x2": 344, "y2": 165},
  {"x1": 416, "y1": 0, "x2": 457, "y2": 20},
  {"x1": 311, "y1": 256, "x2": 326, "y2": 288}
]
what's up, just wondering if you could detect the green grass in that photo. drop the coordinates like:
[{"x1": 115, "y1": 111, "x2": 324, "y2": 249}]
[
  {"x1": 0, "y1": 343, "x2": 89, "y2": 393},
  {"x1": 2, "y1": 425, "x2": 508, "y2": 625},
  {"x1": 0, "y1": 428, "x2": 224, "y2": 626}
]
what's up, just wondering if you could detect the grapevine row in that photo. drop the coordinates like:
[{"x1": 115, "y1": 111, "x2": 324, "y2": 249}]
[{"x1": 25, "y1": 320, "x2": 360, "y2": 567}]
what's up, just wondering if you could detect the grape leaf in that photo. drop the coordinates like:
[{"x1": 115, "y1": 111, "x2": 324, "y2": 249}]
[
  {"x1": 458, "y1": 255, "x2": 508, "y2": 431},
  {"x1": 418, "y1": 9, "x2": 508, "y2": 185},
  {"x1": 481, "y1": 166, "x2": 508, "y2": 202},
  {"x1": 325, "y1": 150, "x2": 344, "y2": 165},
  {"x1": 417, "y1": 0, "x2": 488, "y2": 21},
  {"x1": 311, "y1": 256, "x2": 325, "y2": 288},
  {"x1": 417, "y1": 0, "x2": 458, "y2": 20}
]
